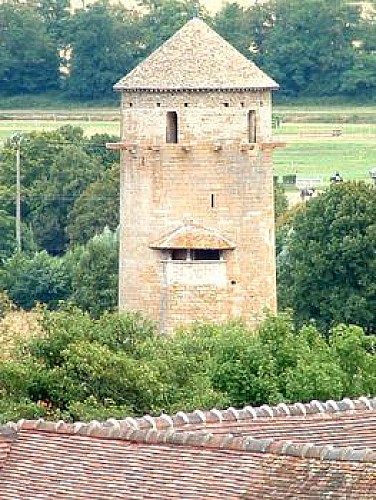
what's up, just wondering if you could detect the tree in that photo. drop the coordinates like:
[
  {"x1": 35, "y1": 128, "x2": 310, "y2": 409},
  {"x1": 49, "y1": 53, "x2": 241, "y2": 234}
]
[
  {"x1": 140, "y1": 0, "x2": 209, "y2": 55},
  {"x1": 278, "y1": 182, "x2": 376, "y2": 333},
  {"x1": 213, "y1": 3, "x2": 256, "y2": 58},
  {"x1": 340, "y1": 9, "x2": 376, "y2": 99},
  {"x1": 0, "y1": 250, "x2": 72, "y2": 310},
  {"x1": 36, "y1": 0, "x2": 71, "y2": 46},
  {"x1": 67, "y1": 164, "x2": 119, "y2": 246},
  {"x1": 29, "y1": 144, "x2": 102, "y2": 254},
  {"x1": 65, "y1": 2, "x2": 144, "y2": 99},
  {"x1": 249, "y1": 0, "x2": 360, "y2": 97},
  {"x1": 0, "y1": 127, "x2": 103, "y2": 255},
  {"x1": 0, "y1": 2, "x2": 60, "y2": 95},
  {"x1": 71, "y1": 227, "x2": 119, "y2": 318}
]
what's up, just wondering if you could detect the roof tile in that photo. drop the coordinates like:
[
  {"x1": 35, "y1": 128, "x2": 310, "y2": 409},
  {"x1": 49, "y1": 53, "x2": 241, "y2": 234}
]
[{"x1": 115, "y1": 18, "x2": 278, "y2": 92}]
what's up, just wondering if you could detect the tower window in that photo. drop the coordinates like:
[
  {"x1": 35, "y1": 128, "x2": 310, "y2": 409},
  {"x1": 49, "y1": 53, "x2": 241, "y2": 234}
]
[
  {"x1": 170, "y1": 248, "x2": 221, "y2": 261},
  {"x1": 184, "y1": 103, "x2": 189, "y2": 107},
  {"x1": 172, "y1": 249, "x2": 188, "y2": 260},
  {"x1": 211, "y1": 194, "x2": 215, "y2": 208},
  {"x1": 248, "y1": 110, "x2": 257, "y2": 143},
  {"x1": 223, "y1": 102, "x2": 229, "y2": 107},
  {"x1": 166, "y1": 111, "x2": 178, "y2": 144},
  {"x1": 192, "y1": 249, "x2": 221, "y2": 260}
]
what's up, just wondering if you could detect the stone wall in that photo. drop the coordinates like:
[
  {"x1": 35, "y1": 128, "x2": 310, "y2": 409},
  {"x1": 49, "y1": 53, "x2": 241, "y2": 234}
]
[{"x1": 118, "y1": 89, "x2": 276, "y2": 333}]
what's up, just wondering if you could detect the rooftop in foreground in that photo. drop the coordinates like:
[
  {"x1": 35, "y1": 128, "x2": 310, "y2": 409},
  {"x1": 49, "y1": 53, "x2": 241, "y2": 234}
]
[{"x1": 0, "y1": 397, "x2": 375, "y2": 499}]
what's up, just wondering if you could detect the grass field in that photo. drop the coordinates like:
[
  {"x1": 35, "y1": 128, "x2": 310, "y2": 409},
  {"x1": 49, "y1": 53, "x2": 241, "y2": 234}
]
[
  {"x1": 273, "y1": 119, "x2": 376, "y2": 183},
  {"x1": 0, "y1": 107, "x2": 375, "y2": 184}
]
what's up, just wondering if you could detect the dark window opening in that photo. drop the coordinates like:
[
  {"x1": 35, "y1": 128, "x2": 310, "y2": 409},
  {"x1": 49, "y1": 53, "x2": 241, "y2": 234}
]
[
  {"x1": 248, "y1": 110, "x2": 257, "y2": 143},
  {"x1": 211, "y1": 194, "x2": 215, "y2": 208},
  {"x1": 171, "y1": 249, "x2": 187, "y2": 260},
  {"x1": 184, "y1": 103, "x2": 189, "y2": 107},
  {"x1": 223, "y1": 102, "x2": 229, "y2": 107},
  {"x1": 129, "y1": 102, "x2": 133, "y2": 107},
  {"x1": 157, "y1": 103, "x2": 161, "y2": 107},
  {"x1": 170, "y1": 249, "x2": 221, "y2": 261},
  {"x1": 192, "y1": 249, "x2": 221, "y2": 260},
  {"x1": 240, "y1": 102, "x2": 245, "y2": 107},
  {"x1": 166, "y1": 111, "x2": 178, "y2": 144}
]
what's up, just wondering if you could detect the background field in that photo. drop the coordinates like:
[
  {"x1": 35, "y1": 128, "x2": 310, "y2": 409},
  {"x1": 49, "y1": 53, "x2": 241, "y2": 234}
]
[{"x1": 0, "y1": 106, "x2": 375, "y2": 185}]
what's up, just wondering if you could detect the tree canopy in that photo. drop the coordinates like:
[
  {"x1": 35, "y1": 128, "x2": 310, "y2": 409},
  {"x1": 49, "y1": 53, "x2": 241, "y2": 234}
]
[
  {"x1": 0, "y1": 310, "x2": 374, "y2": 422},
  {"x1": 0, "y1": 0, "x2": 375, "y2": 100},
  {"x1": 278, "y1": 182, "x2": 376, "y2": 333},
  {"x1": 0, "y1": 2, "x2": 60, "y2": 94}
]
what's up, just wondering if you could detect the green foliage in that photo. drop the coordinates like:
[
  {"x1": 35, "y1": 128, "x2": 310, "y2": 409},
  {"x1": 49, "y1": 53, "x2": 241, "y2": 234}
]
[
  {"x1": 0, "y1": 126, "x2": 104, "y2": 254},
  {"x1": 140, "y1": 0, "x2": 209, "y2": 55},
  {"x1": 0, "y1": 251, "x2": 72, "y2": 310},
  {"x1": 64, "y1": 2, "x2": 144, "y2": 99},
  {"x1": 0, "y1": 292, "x2": 14, "y2": 319},
  {"x1": 0, "y1": 311, "x2": 374, "y2": 422},
  {"x1": 254, "y1": 0, "x2": 359, "y2": 97},
  {"x1": 274, "y1": 184, "x2": 288, "y2": 222},
  {"x1": 0, "y1": 397, "x2": 46, "y2": 424},
  {"x1": 70, "y1": 227, "x2": 119, "y2": 318},
  {"x1": 278, "y1": 182, "x2": 376, "y2": 333},
  {"x1": 0, "y1": 2, "x2": 60, "y2": 95},
  {"x1": 67, "y1": 164, "x2": 119, "y2": 246}
]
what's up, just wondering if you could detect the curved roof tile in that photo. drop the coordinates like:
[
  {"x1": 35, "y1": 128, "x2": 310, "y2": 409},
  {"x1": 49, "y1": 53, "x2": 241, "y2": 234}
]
[{"x1": 150, "y1": 224, "x2": 236, "y2": 250}]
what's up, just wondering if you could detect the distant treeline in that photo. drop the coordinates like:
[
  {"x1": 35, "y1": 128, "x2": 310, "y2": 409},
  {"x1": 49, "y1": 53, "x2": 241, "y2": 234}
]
[{"x1": 0, "y1": 0, "x2": 375, "y2": 101}]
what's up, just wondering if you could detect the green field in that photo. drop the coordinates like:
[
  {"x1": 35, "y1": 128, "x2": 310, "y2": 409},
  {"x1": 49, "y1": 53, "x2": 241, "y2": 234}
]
[
  {"x1": 0, "y1": 118, "x2": 120, "y2": 142},
  {"x1": 0, "y1": 107, "x2": 375, "y2": 184},
  {"x1": 273, "y1": 119, "x2": 376, "y2": 182}
]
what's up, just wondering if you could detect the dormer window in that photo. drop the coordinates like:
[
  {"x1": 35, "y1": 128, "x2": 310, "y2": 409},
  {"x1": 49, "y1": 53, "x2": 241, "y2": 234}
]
[
  {"x1": 171, "y1": 249, "x2": 222, "y2": 261},
  {"x1": 166, "y1": 111, "x2": 178, "y2": 143}
]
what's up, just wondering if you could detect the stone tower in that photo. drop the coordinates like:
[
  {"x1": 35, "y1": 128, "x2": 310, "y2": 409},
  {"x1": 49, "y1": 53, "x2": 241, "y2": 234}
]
[{"x1": 111, "y1": 18, "x2": 282, "y2": 333}]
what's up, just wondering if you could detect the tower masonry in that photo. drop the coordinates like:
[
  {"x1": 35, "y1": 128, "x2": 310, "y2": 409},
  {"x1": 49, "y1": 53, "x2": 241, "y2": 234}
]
[{"x1": 110, "y1": 18, "x2": 283, "y2": 333}]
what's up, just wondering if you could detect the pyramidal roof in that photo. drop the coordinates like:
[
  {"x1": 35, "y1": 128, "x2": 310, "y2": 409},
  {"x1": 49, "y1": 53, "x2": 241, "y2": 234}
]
[{"x1": 114, "y1": 18, "x2": 278, "y2": 91}]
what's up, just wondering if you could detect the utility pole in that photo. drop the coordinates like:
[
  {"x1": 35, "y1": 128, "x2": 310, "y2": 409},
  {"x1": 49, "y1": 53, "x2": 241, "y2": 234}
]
[{"x1": 15, "y1": 134, "x2": 22, "y2": 252}]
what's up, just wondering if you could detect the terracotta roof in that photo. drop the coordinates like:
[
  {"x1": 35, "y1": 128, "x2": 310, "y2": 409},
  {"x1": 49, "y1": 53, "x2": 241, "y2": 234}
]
[
  {"x1": 150, "y1": 224, "x2": 236, "y2": 250},
  {"x1": 114, "y1": 18, "x2": 278, "y2": 91},
  {"x1": 0, "y1": 427, "x2": 15, "y2": 471},
  {"x1": 0, "y1": 397, "x2": 375, "y2": 499}
]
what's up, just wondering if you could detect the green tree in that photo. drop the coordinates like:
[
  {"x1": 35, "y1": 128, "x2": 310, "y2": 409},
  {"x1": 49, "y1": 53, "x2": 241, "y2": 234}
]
[
  {"x1": 340, "y1": 10, "x2": 376, "y2": 99},
  {"x1": 36, "y1": 0, "x2": 71, "y2": 46},
  {"x1": 29, "y1": 144, "x2": 102, "y2": 254},
  {"x1": 140, "y1": 0, "x2": 208, "y2": 55},
  {"x1": 83, "y1": 133, "x2": 120, "y2": 168},
  {"x1": 67, "y1": 164, "x2": 119, "y2": 246},
  {"x1": 65, "y1": 1, "x2": 144, "y2": 100},
  {"x1": 278, "y1": 182, "x2": 376, "y2": 333},
  {"x1": 250, "y1": 0, "x2": 360, "y2": 97},
  {"x1": 213, "y1": 2, "x2": 256, "y2": 58},
  {"x1": 71, "y1": 227, "x2": 119, "y2": 318},
  {"x1": 0, "y1": 250, "x2": 72, "y2": 309},
  {"x1": 0, "y1": 127, "x2": 103, "y2": 254},
  {"x1": 0, "y1": 2, "x2": 60, "y2": 95}
]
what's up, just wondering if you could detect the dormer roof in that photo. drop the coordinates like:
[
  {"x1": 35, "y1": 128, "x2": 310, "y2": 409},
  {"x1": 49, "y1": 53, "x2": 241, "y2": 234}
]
[
  {"x1": 114, "y1": 18, "x2": 278, "y2": 92},
  {"x1": 149, "y1": 224, "x2": 236, "y2": 250}
]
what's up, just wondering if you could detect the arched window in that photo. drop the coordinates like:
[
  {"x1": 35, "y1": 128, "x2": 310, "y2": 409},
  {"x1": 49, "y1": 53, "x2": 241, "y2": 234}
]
[
  {"x1": 248, "y1": 110, "x2": 257, "y2": 143},
  {"x1": 166, "y1": 111, "x2": 178, "y2": 143}
]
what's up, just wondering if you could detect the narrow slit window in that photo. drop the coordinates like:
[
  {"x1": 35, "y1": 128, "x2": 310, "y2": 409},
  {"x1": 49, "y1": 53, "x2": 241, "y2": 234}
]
[
  {"x1": 211, "y1": 194, "x2": 215, "y2": 208},
  {"x1": 248, "y1": 110, "x2": 257, "y2": 143},
  {"x1": 166, "y1": 111, "x2": 178, "y2": 144}
]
